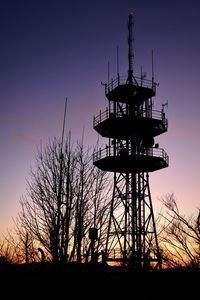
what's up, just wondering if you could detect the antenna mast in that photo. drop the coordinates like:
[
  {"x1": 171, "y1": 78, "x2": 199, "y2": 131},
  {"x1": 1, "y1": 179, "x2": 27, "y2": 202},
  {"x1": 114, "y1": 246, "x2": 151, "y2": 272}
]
[
  {"x1": 128, "y1": 13, "x2": 134, "y2": 84},
  {"x1": 56, "y1": 96, "x2": 68, "y2": 262},
  {"x1": 61, "y1": 97, "x2": 68, "y2": 153},
  {"x1": 117, "y1": 46, "x2": 120, "y2": 84}
]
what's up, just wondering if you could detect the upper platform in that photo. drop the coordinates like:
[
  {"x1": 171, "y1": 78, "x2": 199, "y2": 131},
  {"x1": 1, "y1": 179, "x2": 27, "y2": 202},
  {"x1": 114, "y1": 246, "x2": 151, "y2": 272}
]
[{"x1": 105, "y1": 75, "x2": 156, "y2": 105}]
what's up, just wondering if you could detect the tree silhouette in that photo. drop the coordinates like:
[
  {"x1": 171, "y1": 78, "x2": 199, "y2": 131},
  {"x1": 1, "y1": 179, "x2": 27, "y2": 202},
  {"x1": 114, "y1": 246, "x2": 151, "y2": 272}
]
[
  {"x1": 16, "y1": 135, "x2": 112, "y2": 263},
  {"x1": 158, "y1": 193, "x2": 200, "y2": 267}
]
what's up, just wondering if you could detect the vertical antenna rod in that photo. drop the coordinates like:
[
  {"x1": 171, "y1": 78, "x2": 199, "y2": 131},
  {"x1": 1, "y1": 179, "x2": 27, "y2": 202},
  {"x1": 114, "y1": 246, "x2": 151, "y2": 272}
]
[
  {"x1": 151, "y1": 49, "x2": 154, "y2": 86},
  {"x1": 128, "y1": 13, "x2": 134, "y2": 84},
  {"x1": 56, "y1": 97, "x2": 68, "y2": 262},
  {"x1": 61, "y1": 97, "x2": 68, "y2": 152},
  {"x1": 117, "y1": 46, "x2": 120, "y2": 84}
]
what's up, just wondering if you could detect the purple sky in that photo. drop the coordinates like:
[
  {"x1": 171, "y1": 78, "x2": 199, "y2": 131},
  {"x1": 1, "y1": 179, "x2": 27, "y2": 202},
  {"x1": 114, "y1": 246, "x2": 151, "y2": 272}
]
[{"x1": 1, "y1": 0, "x2": 200, "y2": 235}]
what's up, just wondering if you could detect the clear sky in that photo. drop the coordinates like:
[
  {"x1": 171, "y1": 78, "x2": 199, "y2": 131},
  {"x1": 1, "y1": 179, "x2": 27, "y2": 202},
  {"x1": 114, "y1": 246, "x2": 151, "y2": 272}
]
[{"x1": 1, "y1": 0, "x2": 200, "y2": 235}]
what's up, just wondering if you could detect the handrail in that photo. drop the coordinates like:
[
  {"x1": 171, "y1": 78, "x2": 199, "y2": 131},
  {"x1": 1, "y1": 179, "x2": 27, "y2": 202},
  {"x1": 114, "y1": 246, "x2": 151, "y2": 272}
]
[
  {"x1": 93, "y1": 145, "x2": 169, "y2": 166},
  {"x1": 93, "y1": 106, "x2": 168, "y2": 129},
  {"x1": 105, "y1": 74, "x2": 156, "y2": 94}
]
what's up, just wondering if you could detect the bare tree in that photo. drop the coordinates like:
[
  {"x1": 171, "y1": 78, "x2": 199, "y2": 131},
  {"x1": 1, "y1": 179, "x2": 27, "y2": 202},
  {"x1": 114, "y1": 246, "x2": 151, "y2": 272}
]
[
  {"x1": 16, "y1": 135, "x2": 112, "y2": 263},
  {"x1": 0, "y1": 229, "x2": 26, "y2": 264},
  {"x1": 13, "y1": 218, "x2": 44, "y2": 263},
  {"x1": 158, "y1": 193, "x2": 200, "y2": 268},
  {"x1": 0, "y1": 235, "x2": 15, "y2": 264}
]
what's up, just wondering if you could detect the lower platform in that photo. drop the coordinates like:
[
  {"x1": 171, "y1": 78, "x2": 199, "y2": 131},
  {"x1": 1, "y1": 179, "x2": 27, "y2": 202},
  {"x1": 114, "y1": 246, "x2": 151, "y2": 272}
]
[{"x1": 93, "y1": 147, "x2": 168, "y2": 173}]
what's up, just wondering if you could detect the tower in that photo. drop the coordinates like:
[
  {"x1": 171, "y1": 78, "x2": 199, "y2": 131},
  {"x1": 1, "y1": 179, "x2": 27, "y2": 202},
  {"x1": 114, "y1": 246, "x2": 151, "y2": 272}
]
[{"x1": 93, "y1": 14, "x2": 168, "y2": 270}]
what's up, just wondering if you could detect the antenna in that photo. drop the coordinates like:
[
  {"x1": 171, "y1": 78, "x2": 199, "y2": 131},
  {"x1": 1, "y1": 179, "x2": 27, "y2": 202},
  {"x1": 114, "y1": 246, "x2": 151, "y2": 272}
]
[
  {"x1": 140, "y1": 65, "x2": 146, "y2": 85},
  {"x1": 57, "y1": 96, "x2": 68, "y2": 252},
  {"x1": 107, "y1": 61, "x2": 110, "y2": 87},
  {"x1": 117, "y1": 45, "x2": 120, "y2": 84},
  {"x1": 151, "y1": 49, "x2": 154, "y2": 85},
  {"x1": 61, "y1": 97, "x2": 68, "y2": 154},
  {"x1": 128, "y1": 13, "x2": 134, "y2": 84}
]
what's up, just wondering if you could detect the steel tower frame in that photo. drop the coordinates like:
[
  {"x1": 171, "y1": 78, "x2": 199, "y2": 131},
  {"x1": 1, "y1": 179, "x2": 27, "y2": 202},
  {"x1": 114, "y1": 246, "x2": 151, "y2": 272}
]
[{"x1": 93, "y1": 14, "x2": 168, "y2": 270}]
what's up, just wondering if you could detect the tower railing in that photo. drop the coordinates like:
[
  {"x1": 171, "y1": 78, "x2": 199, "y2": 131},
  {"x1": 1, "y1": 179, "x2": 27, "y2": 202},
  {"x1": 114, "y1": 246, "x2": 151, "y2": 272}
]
[
  {"x1": 93, "y1": 106, "x2": 168, "y2": 129},
  {"x1": 93, "y1": 145, "x2": 169, "y2": 166},
  {"x1": 105, "y1": 74, "x2": 156, "y2": 94}
]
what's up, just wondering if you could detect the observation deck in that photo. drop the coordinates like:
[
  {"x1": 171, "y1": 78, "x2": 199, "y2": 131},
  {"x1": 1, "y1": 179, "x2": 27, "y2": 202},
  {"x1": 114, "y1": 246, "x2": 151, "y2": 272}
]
[
  {"x1": 93, "y1": 146, "x2": 169, "y2": 173},
  {"x1": 93, "y1": 106, "x2": 168, "y2": 140},
  {"x1": 105, "y1": 75, "x2": 156, "y2": 105}
]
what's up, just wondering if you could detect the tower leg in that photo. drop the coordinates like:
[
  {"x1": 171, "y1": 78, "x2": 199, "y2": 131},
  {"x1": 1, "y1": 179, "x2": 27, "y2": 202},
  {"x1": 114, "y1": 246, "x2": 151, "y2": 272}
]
[{"x1": 105, "y1": 172, "x2": 162, "y2": 270}]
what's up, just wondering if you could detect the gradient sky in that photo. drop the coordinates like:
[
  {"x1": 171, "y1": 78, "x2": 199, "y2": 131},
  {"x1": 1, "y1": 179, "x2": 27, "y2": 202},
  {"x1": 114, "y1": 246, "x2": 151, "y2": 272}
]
[{"x1": 1, "y1": 0, "x2": 200, "y2": 235}]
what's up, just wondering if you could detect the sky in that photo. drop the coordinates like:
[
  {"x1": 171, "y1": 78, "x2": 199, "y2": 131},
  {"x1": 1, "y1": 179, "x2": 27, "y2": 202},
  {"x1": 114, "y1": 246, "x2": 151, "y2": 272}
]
[{"x1": 1, "y1": 0, "x2": 200, "y2": 236}]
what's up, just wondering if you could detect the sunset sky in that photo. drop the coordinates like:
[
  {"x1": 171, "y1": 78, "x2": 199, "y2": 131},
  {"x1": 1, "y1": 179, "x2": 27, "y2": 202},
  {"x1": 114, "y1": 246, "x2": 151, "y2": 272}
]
[{"x1": 1, "y1": 0, "x2": 200, "y2": 235}]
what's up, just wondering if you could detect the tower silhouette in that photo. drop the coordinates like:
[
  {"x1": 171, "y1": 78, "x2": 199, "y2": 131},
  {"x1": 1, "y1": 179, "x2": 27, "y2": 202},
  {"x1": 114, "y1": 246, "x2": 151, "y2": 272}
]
[{"x1": 93, "y1": 14, "x2": 168, "y2": 270}]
